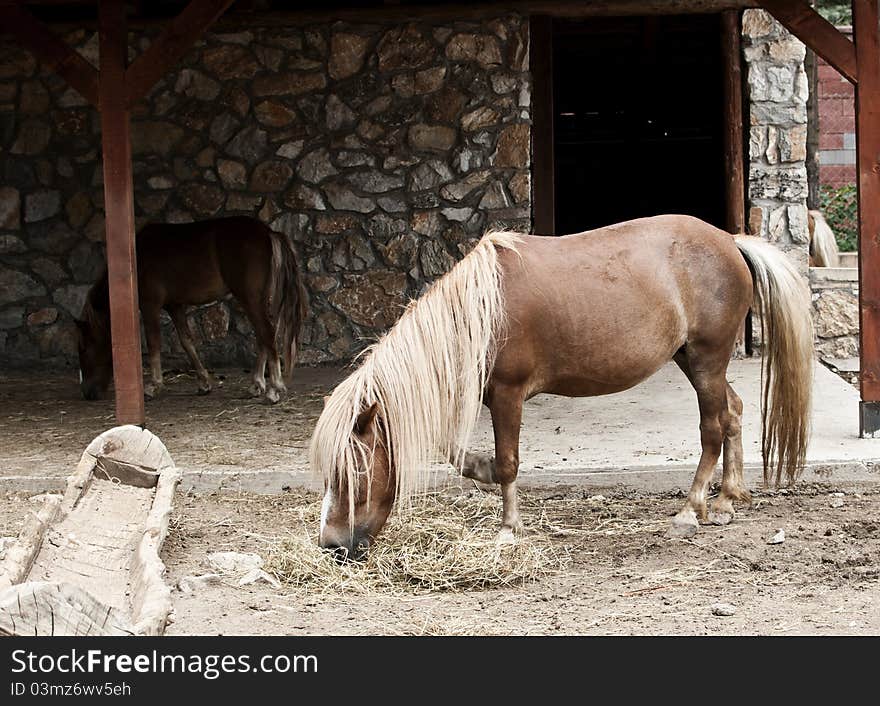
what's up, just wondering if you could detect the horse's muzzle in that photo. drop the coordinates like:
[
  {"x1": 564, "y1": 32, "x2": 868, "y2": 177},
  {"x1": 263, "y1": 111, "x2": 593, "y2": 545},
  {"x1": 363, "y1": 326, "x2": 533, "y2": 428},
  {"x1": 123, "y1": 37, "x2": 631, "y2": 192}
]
[{"x1": 321, "y1": 534, "x2": 370, "y2": 564}]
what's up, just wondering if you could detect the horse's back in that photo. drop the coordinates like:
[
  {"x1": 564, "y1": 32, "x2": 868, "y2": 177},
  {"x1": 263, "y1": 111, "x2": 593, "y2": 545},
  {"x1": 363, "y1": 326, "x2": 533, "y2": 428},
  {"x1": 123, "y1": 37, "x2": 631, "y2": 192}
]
[
  {"x1": 136, "y1": 217, "x2": 273, "y2": 307},
  {"x1": 492, "y1": 215, "x2": 752, "y2": 397}
]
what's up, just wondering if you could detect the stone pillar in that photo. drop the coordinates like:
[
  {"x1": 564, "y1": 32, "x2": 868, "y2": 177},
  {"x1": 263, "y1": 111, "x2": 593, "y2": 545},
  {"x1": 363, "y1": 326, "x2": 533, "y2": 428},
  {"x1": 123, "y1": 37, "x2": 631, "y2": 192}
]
[{"x1": 742, "y1": 9, "x2": 810, "y2": 272}]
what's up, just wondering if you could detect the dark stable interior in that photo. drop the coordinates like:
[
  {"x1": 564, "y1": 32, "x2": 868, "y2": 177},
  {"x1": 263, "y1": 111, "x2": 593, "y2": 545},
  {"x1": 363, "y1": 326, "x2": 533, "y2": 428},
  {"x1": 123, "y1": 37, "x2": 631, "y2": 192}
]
[{"x1": 553, "y1": 15, "x2": 727, "y2": 235}]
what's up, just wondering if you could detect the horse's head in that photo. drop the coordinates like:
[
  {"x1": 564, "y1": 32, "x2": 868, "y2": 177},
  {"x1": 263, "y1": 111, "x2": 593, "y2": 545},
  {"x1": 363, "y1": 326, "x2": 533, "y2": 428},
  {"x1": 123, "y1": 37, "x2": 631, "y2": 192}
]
[
  {"x1": 75, "y1": 308, "x2": 112, "y2": 400},
  {"x1": 318, "y1": 402, "x2": 396, "y2": 562}
]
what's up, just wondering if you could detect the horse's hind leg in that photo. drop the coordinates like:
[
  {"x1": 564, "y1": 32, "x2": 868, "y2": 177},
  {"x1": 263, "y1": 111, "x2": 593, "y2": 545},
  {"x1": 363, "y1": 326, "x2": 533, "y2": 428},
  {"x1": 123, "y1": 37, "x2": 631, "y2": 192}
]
[
  {"x1": 266, "y1": 350, "x2": 286, "y2": 403},
  {"x1": 487, "y1": 384, "x2": 525, "y2": 542},
  {"x1": 240, "y1": 298, "x2": 284, "y2": 404},
  {"x1": 669, "y1": 349, "x2": 730, "y2": 538},
  {"x1": 708, "y1": 383, "x2": 751, "y2": 525},
  {"x1": 168, "y1": 305, "x2": 212, "y2": 395},
  {"x1": 249, "y1": 347, "x2": 268, "y2": 398},
  {"x1": 143, "y1": 305, "x2": 164, "y2": 399}
]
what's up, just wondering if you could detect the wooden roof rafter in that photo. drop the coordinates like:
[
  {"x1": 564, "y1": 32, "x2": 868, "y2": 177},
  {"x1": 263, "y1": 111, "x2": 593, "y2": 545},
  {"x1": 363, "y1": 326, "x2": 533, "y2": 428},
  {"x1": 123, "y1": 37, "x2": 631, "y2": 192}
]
[
  {"x1": 125, "y1": 0, "x2": 236, "y2": 108},
  {"x1": 1, "y1": 0, "x2": 99, "y2": 106},
  {"x1": 757, "y1": 0, "x2": 858, "y2": 84}
]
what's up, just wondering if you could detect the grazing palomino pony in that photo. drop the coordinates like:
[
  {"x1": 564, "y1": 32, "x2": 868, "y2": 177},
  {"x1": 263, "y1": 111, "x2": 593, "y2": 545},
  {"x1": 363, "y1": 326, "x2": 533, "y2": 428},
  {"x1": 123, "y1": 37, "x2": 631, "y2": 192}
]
[
  {"x1": 312, "y1": 215, "x2": 813, "y2": 559},
  {"x1": 808, "y1": 210, "x2": 840, "y2": 267},
  {"x1": 76, "y1": 216, "x2": 307, "y2": 404}
]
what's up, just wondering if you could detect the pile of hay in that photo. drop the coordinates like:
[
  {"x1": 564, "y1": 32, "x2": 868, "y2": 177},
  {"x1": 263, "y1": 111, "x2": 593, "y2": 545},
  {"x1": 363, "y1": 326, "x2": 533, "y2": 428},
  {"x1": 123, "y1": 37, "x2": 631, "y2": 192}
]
[{"x1": 264, "y1": 491, "x2": 571, "y2": 595}]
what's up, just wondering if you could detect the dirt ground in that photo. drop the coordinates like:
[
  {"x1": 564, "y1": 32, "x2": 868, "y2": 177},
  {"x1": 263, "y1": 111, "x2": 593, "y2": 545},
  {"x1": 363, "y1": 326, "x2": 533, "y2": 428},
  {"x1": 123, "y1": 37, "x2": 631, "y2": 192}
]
[
  {"x1": 1, "y1": 368, "x2": 878, "y2": 635},
  {"x1": 0, "y1": 367, "x2": 342, "y2": 483},
  {"x1": 4, "y1": 483, "x2": 877, "y2": 635}
]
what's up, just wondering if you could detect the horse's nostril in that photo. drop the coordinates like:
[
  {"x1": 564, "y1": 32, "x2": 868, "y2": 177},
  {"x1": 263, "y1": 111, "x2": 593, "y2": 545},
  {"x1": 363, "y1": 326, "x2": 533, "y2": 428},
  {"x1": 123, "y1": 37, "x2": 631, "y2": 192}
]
[{"x1": 324, "y1": 544, "x2": 351, "y2": 564}]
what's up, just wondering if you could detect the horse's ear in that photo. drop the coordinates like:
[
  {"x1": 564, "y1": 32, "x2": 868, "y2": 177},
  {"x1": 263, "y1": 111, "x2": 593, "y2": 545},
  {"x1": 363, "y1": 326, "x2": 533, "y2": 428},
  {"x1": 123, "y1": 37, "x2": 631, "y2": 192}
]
[{"x1": 354, "y1": 402, "x2": 379, "y2": 435}]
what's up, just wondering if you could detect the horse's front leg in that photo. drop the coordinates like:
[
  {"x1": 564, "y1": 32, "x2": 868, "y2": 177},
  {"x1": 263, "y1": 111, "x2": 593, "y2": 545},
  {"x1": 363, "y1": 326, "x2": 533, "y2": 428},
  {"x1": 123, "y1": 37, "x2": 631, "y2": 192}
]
[
  {"x1": 142, "y1": 306, "x2": 164, "y2": 400},
  {"x1": 488, "y1": 384, "x2": 525, "y2": 543},
  {"x1": 168, "y1": 305, "x2": 212, "y2": 395}
]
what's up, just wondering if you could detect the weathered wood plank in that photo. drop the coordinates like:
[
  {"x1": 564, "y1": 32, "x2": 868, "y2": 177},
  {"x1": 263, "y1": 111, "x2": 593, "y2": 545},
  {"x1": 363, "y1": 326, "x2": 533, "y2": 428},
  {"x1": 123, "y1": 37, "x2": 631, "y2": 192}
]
[
  {"x1": 0, "y1": 582, "x2": 134, "y2": 636},
  {"x1": 0, "y1": 496, "x2": 60, "y2": 591},
  {"x1": 0, "y1": 427, "x2": 180, "y2": 635}
]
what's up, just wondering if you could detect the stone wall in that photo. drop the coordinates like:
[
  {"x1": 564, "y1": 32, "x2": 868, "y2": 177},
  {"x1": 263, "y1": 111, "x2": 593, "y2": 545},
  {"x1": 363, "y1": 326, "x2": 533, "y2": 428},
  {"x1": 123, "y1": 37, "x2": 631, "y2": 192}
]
[
  {"x1": 0, "y1": 16, "x2": 531, "y2": 369},
  {"x1": 811, "y1": 266, "x2": 859, "y2": 360},
  {"x1": 742, "y1": 10, "x2": 810, "y2": 270}
]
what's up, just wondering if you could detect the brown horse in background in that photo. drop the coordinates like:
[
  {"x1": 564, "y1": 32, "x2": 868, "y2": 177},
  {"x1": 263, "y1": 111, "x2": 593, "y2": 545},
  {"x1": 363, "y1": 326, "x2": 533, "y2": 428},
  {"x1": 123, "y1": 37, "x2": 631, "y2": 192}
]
[
  {"x1": 77, "y1": 216, "x2": 307, "y2": 404},
  {"x1": 312, "y1": 215, "x2": 813, "y2": 560}
]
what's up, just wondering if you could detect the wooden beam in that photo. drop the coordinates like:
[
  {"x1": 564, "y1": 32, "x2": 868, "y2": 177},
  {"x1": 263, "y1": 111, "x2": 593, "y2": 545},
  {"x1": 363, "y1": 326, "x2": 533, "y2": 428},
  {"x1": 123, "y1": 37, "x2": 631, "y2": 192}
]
[
  {"x1": 854, "y1": 0, "x2": 880, "y2": 434},
  {"x1": 722, "y1": 9, "x2": 749, "y2": 356},
  {"x1": 124, "y1": 0, "x2": 235, "y2": 107},
  {"x1": 1, "y1": 2, "x2": 99, "y2": 106},
  {"x1": 530, "y1": 14, "x2": 555, "y2": 236},
  {"x1": 98, "y1": 0, "x2": 144, "y2": 426},
  {"x1": 757, "y1": 0, "x2": 858, "y2": 84},
  {"x1": 722, "y1": 9, "x2": 746, "y2": 234}
]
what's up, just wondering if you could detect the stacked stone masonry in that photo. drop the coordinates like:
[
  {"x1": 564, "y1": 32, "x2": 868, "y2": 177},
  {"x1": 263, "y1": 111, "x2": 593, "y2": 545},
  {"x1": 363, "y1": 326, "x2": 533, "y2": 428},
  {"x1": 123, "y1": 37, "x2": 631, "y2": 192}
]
[
  {"x1": 742, "y1": 10, "x2": 810, "y2": 270},
  {"x1": 811, "y1": 267, "x2": 859, "y2": 360},
  {"x1": 1, "y1": 12, "x2": 836, "y2": 371},
  {"x1": 0, "y1": 17, "x2": 531, "y2": 367}
]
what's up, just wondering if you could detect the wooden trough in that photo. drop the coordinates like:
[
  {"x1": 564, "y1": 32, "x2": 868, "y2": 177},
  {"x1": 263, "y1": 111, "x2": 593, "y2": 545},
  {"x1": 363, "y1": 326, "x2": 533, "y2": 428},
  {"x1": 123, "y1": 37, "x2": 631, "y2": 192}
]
[{"x1": 0, "y1": 426, "x2": 181, "y2": 636}]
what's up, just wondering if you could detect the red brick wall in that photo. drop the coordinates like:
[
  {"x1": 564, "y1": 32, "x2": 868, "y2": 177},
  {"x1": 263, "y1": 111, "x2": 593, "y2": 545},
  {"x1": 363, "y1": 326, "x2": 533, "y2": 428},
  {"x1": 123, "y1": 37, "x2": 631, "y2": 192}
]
[{"x1": 817, "y1": 27, "x2": 855, "y2": 188}]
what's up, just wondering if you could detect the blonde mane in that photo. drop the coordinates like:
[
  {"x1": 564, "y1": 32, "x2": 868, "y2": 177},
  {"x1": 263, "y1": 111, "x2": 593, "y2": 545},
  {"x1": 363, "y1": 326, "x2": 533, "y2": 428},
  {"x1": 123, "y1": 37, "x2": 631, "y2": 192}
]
[{"x1": 309, "y1": 230, "x2": 522, "y2": 516}]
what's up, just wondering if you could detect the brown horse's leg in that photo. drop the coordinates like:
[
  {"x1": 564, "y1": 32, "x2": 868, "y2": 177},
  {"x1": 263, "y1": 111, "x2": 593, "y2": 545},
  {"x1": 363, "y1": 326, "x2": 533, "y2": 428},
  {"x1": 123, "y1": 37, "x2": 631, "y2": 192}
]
[
  {"x1": 249, "y1": 347, "x2": 268, "y2": 398},
  {"x1": 669, "y1": 349, "x2": 730, "y2": 538},
  {"x1": 708, "y1": 383, "x2": 751, "y2": 525},
  {"x1": 168, "y1": 305, "x2": 212, "y2": 395},
  {"x1": 488, "y1": 384, "x2": 524, "y2": 542},
  {"x1": 238, "y1": 292, "x2": 284, "y2": 404},
  {"x1": 266, "y1": 352, "x2": 287, "y2": 403},
  {"x1": 143, "y1": 305, "x2": 164, "y2": 399}
]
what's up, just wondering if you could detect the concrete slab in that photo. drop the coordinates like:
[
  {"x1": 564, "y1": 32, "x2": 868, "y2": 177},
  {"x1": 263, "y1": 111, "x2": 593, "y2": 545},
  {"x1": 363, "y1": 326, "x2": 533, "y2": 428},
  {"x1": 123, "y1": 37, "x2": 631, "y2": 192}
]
[
  {"x1": 2, "y1": 361, "x2": 878, "y2": 495},
  {"x1": 175, "y1": 359, "x2": 878, "y2": 494},
  {"x1": 461, "y1": 359, "x2": 880, "y2": 492}
]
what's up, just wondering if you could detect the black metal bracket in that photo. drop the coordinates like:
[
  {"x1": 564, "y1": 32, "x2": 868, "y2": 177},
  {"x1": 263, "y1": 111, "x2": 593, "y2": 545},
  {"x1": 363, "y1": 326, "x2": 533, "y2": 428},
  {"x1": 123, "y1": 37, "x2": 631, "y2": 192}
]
[{"x1": 859, "y1": 401, "x2": 880, "y2": 438}]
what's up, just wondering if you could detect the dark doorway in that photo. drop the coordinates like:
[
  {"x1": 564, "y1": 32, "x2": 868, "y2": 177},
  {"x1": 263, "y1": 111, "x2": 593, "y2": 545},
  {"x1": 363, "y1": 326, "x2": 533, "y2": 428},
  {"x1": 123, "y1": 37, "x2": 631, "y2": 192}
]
[{"x1": 553, "y1": 15, "x2": 727, "y2": 234}]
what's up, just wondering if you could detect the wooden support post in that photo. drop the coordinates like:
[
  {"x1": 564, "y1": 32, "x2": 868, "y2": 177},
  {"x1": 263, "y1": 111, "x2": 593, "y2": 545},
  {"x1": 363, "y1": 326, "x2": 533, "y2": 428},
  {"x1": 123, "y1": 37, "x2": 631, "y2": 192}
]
[
  {"x1": 854, "y1": 0, "x2": 880, "y2": 436},
  {"x1": 721, "y1": 9, "x2": 749, "y2": 356},
  {"x1": 530, "y1": 14, "x2": 556, "y2": 235},
  {"x1": 722, "y1": 9, "x2": 746, "y2": 234},
  {"x1": 99, "y1": 0, "x2": 144, "y2": 426}
]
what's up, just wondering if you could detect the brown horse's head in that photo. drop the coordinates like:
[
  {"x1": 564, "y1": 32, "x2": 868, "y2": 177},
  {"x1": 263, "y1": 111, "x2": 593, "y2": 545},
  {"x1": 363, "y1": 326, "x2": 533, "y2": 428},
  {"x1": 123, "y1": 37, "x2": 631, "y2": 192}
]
[
  {"x1": 75, "y1": 291, "x2": 113, "y2": 400},
  {"x1": 318, "y1": 402, "x2": 396, "y2": 562}
]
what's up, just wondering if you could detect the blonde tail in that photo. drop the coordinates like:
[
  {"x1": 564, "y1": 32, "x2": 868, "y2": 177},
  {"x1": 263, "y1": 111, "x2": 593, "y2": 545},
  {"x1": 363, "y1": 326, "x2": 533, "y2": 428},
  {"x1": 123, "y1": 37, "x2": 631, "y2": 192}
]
[
  {"x1": 735, "y1": 237, "x2": 813, "y2": 486},
  {"x1": 808, "y1": 210, "x2": 840, "y2": 267}
]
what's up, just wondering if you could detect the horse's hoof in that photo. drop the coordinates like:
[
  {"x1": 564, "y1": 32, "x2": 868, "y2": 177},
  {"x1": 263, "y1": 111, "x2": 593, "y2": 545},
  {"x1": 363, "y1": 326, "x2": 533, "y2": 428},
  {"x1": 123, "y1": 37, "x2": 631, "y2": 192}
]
[
  {"x1": 667, "y1": 510, "x2": 699, "y2": 539},
  {"x1": 264, "y1": 388, "x2": 282, "y2": 405},
  {"x1": 144, "y1": 385, "x2": 162, "y2": 400},
  {"x1": 249, "y1": 384, "x2": 266, "y2": 398},
  {"x1": 197, "y1": 386, "x2": 211, "y2": 396},
  {"x1": 708, "y1": 510, "x2": 733, "y2": 526},
  {"x1": 496, "y1": 527, "x2": 517, "y2": 545}
]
